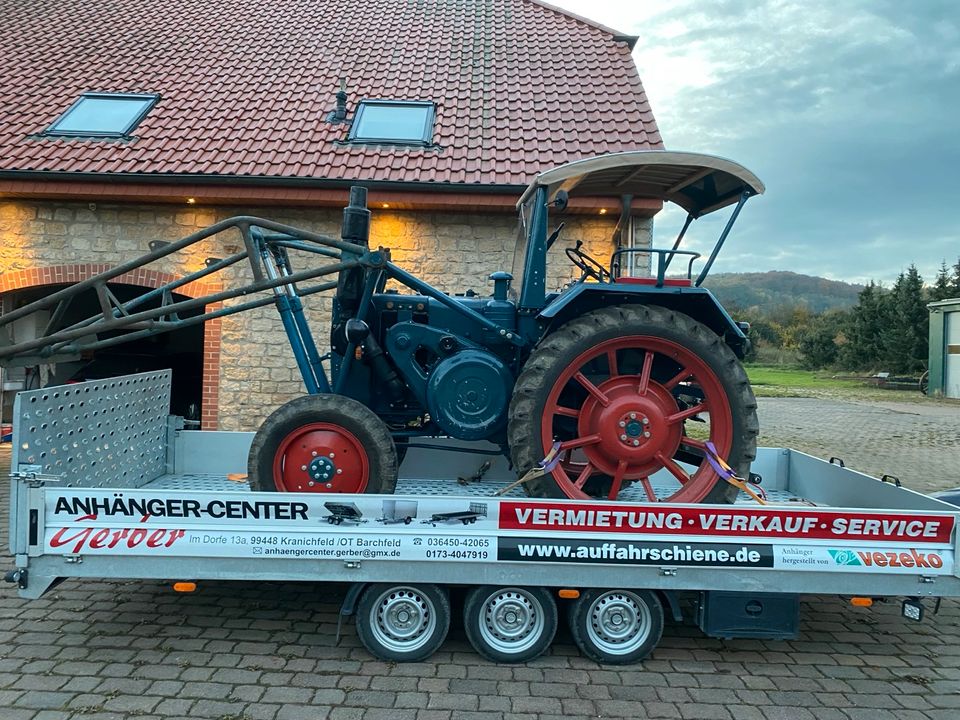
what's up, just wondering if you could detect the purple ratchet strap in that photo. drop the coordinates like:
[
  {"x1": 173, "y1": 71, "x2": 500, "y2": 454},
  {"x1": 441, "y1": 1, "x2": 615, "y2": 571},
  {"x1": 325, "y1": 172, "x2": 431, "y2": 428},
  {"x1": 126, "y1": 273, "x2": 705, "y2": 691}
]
[
  {"x1": 704, "y1": 441, "x2": 736, "y2": 480},
  {"x1": 539, "y1": 442, "x2": 563, "y2": 472}
]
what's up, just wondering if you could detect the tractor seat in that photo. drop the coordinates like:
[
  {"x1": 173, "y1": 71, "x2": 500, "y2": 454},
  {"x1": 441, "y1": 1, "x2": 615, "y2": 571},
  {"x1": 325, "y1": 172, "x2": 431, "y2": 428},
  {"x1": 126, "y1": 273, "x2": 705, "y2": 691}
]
[{"x1": 616, "y1": 277, "x2": 692, "y2": 287}]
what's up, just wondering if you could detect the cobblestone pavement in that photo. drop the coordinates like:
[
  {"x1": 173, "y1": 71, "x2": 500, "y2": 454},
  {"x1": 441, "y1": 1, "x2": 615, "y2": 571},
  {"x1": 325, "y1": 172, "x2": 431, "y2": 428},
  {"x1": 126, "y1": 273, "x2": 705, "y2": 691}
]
[
  {"x1": 755, "y1": 396, "x2": 960, "y2": 495},
  {"x1": 2, "y1": 395, "x2": 960, "y2": 720}
]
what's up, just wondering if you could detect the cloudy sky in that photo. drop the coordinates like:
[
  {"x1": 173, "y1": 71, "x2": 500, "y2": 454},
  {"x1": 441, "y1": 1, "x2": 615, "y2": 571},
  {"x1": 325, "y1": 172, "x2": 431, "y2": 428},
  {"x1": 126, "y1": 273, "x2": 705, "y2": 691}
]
[{"x1": 552, "y1": 0, "x2": 959, "y2": 283}]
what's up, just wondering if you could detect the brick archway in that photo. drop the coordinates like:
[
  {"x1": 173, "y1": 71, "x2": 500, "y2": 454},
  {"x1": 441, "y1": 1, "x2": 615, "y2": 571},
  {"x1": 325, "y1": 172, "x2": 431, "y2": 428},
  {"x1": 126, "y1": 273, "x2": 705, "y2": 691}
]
[{"x1": 0, "y1": 264, "x2": 222, "y2": 429}]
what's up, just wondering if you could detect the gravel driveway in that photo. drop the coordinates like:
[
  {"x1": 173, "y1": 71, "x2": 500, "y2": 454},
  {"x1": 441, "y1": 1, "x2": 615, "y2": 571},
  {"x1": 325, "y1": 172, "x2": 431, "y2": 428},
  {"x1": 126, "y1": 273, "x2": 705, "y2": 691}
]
[{"x1": 2, "y1": 395, "x2": 959, "y2": 720}]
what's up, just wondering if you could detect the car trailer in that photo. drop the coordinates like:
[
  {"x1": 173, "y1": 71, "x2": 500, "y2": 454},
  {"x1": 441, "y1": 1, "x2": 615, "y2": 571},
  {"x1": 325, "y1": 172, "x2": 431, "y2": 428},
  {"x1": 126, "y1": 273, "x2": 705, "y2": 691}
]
[
  {"x1": 423, "y1": 502, "x2": 488, "y2": 526},
  {"x1": 6, "y1": 371, "x2": 960, "y2": 664}
]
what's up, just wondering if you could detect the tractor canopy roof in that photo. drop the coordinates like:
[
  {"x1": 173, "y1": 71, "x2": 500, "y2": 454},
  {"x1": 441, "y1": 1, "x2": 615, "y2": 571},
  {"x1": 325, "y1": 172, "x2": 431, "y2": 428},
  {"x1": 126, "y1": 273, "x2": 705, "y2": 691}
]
[{"x1": 518, "y1": 151, "x2": 765, "y2": 218}]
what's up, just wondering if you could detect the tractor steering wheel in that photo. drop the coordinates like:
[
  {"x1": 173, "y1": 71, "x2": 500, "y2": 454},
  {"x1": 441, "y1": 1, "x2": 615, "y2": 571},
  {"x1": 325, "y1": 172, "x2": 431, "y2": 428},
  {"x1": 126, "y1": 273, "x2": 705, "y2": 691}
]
[{"x1": 565, "y1": 242, "x2": 610, "y2": 283}]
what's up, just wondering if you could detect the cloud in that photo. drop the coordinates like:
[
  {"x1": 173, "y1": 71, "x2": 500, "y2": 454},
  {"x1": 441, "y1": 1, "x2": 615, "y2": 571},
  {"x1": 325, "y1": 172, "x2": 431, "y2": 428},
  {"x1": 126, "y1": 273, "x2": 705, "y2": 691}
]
[{"x1": 551, "y1": 0, "x2": 960, "y2": 283}]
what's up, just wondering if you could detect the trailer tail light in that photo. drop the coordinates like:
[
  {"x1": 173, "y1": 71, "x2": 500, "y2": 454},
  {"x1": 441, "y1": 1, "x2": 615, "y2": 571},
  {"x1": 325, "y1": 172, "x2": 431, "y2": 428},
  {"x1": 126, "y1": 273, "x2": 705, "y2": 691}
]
[
  {"x1": 173, "y1": 582, "x2": 197, "y2": 593},
  {"x1": 558, "y1": 589, "x2": 580, "y2": 599},
  {"x1": 850, "y1": 597, "x2": 873, "y2": 607}
]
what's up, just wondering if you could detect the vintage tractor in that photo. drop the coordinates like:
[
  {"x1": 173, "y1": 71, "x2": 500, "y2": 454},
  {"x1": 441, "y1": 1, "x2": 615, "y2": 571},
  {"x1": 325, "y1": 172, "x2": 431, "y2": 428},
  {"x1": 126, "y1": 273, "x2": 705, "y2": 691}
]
[{"x1": 0, "y1": 151, "x2": 763, "y2": 504}]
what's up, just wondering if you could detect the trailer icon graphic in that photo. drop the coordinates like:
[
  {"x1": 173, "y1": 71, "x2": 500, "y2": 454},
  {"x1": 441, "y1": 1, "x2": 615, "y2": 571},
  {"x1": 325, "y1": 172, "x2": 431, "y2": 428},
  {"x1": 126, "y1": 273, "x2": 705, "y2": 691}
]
[
  {"x1": 424, "y1": 502, "x2": 488, "y2": 526},
  {"x1": 323, "y1": 502, "x2": 366, "y2": 525},
  {"x1": 379, "y1": 499, "x2": 419, "y2": 525}
]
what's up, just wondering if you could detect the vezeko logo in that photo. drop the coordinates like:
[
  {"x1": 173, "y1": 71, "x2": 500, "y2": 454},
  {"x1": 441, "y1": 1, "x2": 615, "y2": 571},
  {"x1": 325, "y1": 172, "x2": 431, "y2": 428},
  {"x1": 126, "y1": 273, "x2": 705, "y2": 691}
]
[
  {"x1": 828, "y1": 549, "x2": 862, "y2": 566},
  {"x1": 829, "y1": 548, "x2": 944, "y2": 570}
]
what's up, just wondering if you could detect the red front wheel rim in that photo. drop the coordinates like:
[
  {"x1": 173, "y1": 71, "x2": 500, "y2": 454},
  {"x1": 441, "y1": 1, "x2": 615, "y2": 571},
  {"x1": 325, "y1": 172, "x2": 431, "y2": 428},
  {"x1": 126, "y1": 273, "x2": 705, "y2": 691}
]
[
  {"x1": 272, "y1": 423, "x2": 369, "y2": 493},
  {"x1": 542, "y1": 335, "x2": 733, "y2": 503}
]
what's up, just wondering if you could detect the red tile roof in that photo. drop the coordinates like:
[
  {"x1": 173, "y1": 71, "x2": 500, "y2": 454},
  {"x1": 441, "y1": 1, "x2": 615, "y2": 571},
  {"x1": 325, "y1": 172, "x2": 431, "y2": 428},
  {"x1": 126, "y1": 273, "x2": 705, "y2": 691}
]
[{"x1": 0, "y1": 0, "x2": 662, "y2": 189}]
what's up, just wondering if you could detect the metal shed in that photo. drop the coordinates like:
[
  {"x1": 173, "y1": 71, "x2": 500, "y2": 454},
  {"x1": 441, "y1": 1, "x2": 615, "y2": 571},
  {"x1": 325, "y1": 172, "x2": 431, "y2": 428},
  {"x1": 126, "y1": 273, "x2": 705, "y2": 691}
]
[{"x1": 927, "y1": 298, "x2": 960, "y2": 398}]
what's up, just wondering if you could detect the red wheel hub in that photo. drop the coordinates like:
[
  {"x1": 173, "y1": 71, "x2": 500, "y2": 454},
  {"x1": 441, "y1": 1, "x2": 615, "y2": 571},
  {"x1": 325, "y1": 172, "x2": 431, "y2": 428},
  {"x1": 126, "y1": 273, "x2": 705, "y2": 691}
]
[
  {"x1": 542, "y1": 335, "x2": 733, "y2": 503},
  {"x1": 272, "y1": 423, "x2": 369, "y2": 493},
  {"x1": 578, "y1": 376, "x2": 683, "y2": 478}
]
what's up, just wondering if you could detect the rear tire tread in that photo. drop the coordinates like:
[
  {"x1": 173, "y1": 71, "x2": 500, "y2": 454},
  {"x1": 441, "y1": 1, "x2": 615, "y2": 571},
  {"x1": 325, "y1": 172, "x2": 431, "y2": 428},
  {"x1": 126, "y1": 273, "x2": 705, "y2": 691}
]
[{"x1": 508, "y1": 304, "x2": 757, "y2": 503}]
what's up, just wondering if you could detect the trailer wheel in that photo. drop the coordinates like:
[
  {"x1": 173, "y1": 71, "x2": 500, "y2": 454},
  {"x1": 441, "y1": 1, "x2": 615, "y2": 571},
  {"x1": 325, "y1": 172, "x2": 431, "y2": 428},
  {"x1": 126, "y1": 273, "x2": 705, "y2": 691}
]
[
  {"x1": 463, "y1": 586, "x2": 557, "y2": 663},
  {"x1": 248, "y1": 394, "x2": 397, "y2": 494},
  {"x1": 355, "y1": 584, "x2": 450, "y2": 662},
  {"x1": 509, "y1": 304, "x2": 757, "y2": 503},
  {"x1": 568, "y1": 589, "x2": 663, "y2": 664}
]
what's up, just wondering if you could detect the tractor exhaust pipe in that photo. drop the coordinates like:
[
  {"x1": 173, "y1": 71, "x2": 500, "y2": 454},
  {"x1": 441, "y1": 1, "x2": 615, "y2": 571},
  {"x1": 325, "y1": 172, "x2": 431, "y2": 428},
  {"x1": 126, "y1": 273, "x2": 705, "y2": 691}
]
[{"x1": 342, "y1": 186, "x2": 370, "y2": 248}]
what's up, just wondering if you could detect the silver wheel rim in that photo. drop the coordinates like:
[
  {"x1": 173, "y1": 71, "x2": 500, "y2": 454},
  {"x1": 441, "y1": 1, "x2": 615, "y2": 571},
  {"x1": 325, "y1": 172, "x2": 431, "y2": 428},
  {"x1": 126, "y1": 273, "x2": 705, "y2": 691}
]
[
  {"x1": 477, "y1": 588, "x2": 544, "y2": 654},
  {"x1": 586, "y1": 591, "x2": 651, "y2": 655},
  {"x1": 369, "y1": 587, "x2": 436, "y2": 653}
]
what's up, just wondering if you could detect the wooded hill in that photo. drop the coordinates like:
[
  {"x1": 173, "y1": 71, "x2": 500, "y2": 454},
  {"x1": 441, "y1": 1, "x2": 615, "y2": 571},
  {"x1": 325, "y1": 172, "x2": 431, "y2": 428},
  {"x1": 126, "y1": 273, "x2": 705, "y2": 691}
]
[{"x1": 704, "y1": 271, "x2": 864, "y2": 314}]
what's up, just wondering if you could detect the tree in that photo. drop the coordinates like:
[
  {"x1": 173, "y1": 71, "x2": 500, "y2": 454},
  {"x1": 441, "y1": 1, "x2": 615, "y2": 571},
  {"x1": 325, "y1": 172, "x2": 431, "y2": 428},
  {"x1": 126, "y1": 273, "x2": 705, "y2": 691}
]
[
  {"x1": 930, "y1": 261, "x2": 952, "y2": 302},
  {"x1": 798, "y1": 310, "x2": 847, "y2": 369},
  {"x1": 840, "y1": 281, "x2": 889, "y2": 370},
  {"x1": 884, "y1": 266, "x2": 927, "y2": 374},
  {"x1": 951, "y1": 256, "x2": 960, "y2": 297}
]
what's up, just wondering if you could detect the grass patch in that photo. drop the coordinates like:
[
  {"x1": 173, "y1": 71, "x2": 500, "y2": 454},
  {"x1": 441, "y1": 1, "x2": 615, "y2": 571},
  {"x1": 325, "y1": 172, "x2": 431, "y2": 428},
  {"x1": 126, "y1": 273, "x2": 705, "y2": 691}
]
[
  {"x1": 745, "y1": 365, "x2": 865, "y2": 392},
  {"x1": 744, "y1": 365, "x2": 949, "y2": 403}
]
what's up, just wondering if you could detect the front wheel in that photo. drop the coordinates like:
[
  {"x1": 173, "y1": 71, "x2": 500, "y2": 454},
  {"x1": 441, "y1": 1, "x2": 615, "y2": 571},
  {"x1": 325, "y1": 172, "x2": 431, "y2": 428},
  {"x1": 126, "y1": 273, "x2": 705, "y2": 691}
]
[
  {"x1": 247, "y1": 394, "x2": 398, "y2": 494},
  {"x1": 508, "y1": 305, "x2": 758, "y2": 503}
]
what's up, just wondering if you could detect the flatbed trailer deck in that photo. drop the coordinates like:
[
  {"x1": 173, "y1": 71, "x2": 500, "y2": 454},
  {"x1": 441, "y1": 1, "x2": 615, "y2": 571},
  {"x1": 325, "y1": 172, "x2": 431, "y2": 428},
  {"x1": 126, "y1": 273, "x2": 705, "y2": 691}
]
[{"x1": 6, "y1": 371, "x2": 960, "y2": 664}]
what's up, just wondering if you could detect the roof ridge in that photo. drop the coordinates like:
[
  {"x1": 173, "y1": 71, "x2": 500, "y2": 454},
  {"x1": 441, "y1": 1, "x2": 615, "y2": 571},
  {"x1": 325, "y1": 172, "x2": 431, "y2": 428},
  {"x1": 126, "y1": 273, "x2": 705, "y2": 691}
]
[{"x1": 522, "y1": 0, "x2": 639, "y2": 48}]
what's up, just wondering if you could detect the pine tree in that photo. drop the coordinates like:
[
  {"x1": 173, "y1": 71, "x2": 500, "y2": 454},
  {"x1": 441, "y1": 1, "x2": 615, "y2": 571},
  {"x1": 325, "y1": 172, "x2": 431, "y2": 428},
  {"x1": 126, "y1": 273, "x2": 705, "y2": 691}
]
[
  {"x1": 951, "y1": 257, "x2": 960, "y2": 297},
  {"x1": 841, "y1": 281, "x2": 889, "y2": 370},
  {"x1": 885, "y1": 266, "x2": 928, "y2": 373},
  {"x1": 930, "y1": 261, "x2": 952, "y2": 302}
]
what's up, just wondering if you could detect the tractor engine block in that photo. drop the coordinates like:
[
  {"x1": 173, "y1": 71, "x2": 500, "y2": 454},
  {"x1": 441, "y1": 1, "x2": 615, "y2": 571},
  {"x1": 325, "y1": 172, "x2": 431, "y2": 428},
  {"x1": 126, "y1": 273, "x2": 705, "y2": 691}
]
[{"x1": 384, "y1": 322, "x2": 512, "y2": 440}]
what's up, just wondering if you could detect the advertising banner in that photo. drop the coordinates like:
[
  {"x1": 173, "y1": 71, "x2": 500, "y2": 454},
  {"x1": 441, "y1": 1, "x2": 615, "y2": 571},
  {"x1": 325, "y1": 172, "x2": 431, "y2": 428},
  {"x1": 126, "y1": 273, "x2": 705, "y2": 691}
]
[{"x1": 41, "y1": 489, "x2": 956, "y2": 575}]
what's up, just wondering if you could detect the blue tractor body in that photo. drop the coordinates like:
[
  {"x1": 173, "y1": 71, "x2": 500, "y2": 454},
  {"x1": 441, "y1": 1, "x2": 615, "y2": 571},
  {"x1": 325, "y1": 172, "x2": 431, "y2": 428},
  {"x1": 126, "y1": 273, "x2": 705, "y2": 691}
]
[
  {"x1": 319, "y1": 152, "x2": 762, "y2": 455},
  {"x1": 0, "y1": 151, "x2": 766, "y2": 504}
]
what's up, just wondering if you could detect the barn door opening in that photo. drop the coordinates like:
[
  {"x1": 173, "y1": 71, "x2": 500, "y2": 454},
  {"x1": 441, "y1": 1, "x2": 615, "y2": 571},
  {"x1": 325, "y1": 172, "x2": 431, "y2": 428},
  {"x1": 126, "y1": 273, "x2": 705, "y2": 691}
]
[{"x1": 1, "y1": 283, "x2": 205, "y2": 426}]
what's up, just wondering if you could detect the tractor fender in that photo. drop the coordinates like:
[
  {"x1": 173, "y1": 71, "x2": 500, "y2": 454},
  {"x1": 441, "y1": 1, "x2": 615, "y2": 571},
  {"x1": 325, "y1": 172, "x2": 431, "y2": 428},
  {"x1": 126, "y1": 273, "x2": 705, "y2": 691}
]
[{"x1": 538, "y1": 283, "x2": 749, "y2": 357}]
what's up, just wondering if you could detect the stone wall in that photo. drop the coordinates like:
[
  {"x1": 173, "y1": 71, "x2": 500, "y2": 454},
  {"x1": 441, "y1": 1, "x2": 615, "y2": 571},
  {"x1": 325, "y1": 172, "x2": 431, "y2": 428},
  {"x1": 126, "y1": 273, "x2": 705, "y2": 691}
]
[{"x1": 0, "y1": 199, "x2": 646, "y2": 430}]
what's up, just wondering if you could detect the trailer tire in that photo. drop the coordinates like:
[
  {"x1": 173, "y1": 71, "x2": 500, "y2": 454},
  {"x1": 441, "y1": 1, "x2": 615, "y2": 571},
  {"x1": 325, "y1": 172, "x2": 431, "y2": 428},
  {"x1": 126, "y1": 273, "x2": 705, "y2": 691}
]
[
  {"x1": 355, "y1": 583, "x2": 450, "y2": 662},
  {"x1": 509, "y1": 304, "x2": 757, "y2": 503},
  {"x1": 248, "y1": 394, "x2": 397, "y2": 494},
  {"x1": 463, "y1": 586, "x2": 558, "y2": 663},
  {"x1": 568, "y1": 589, "x2": 663, "y2": 664}
]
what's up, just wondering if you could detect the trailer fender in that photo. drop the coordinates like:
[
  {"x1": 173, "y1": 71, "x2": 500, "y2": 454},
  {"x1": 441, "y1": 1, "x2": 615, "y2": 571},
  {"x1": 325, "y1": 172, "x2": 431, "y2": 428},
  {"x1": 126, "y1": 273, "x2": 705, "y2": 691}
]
[
  {"x1": 657, "y1": 589, "x2": 684, "y2": 624},
  {"x1": 337, "y1": 582, "x2": 369, "y2": 643}
]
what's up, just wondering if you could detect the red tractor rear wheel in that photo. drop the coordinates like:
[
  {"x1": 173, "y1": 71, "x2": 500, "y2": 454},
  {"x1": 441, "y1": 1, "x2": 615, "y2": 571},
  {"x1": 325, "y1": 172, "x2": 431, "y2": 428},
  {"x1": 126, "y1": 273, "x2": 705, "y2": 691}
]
[
  {"x1": 508, "y1": 305, "x2": 757, "y2": 503},
  {"x1": 248, "y1": 394, "x2": 398, "y2": 494}
]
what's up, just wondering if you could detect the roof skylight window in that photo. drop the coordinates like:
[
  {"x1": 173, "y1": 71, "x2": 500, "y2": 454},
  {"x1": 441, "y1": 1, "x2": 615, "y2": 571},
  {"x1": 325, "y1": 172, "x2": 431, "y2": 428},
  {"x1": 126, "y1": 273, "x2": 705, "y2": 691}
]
[
  {"x1": 46, "y1": 93, "x2": 158, "y2": 137},
  {"x1": 349, "y1": 100, "x2": 435, "y2": 145}
]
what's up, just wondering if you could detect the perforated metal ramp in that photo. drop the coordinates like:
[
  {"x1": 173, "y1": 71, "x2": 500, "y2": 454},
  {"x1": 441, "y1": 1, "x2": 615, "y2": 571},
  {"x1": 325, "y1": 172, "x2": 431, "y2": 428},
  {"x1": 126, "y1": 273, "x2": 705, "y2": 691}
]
[{"x1": 12, "y1": 371, "x2": 171, "y2": 489}]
